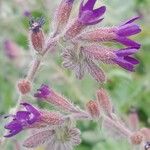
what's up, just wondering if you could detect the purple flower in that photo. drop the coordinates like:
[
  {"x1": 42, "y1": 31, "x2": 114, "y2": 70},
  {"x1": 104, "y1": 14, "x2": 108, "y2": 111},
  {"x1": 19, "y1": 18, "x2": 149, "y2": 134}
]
[
  {"x1": 115, "y1": 17, "x2": 141, "y2": 47},
  {"x1": 34, "y1": 84, "x2": 51, "y2": 99},
  {"x1": 78, "y1": 0, "x2": 106, "y2": 25},
  {"x1": 4, "y1": 103, "x2": 40, "y2": 137},
  {"x1": 113, "y1": 47, "x2": 140, "y2": 71}
]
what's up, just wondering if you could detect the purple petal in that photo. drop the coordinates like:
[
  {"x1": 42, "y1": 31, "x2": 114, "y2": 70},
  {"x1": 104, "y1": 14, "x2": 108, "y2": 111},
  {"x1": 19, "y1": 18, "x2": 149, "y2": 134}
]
[
  {"x1": 82, "y1": 0, "x2": 97, "y2": 10},
  {"x1": 124, "y1": 56, "x2": 139, "y2": 65},
  {"x1": 78, "y1": 0, "x2": 106, "y2": 25},
  {"x1": 4, "y1": 120, "x2": 22, "y2": 130},
  {"x1": 122, "y1": 16, "x2": 140, "y2": 25},
  {"x1": 16, "y1": 111, "x2": 30, "y2": 122},
  {"x1": 92, "y1": 6, "x2": 106, "y2": 18},
  {"x1": 4, "y1": 126, "x2": 22, "y2": 138},
  {"x1": 113, "y1": 57, "x2": 134, "y2": 71},
  {"x1": 116, "y1": 37, "x2": 141, "y2": 47},
  {"x1": 4, "y1": 121, "x2": 23, "y2": 137},
  {"x1": 83, "y1": 18, "x2": 104, "y2": 25},
  {"x1": 34, "y1": 84, "x2": 51, "y2": 99},
  {"x1": 114, "y1": 47, "x2": 139, "y2": 57},
  {"x1": 117, "y1": 24, "x2": 141, "y2": 37},
  {"x1": 21, "y1": 103, "x2": 40, "y2": 124}
]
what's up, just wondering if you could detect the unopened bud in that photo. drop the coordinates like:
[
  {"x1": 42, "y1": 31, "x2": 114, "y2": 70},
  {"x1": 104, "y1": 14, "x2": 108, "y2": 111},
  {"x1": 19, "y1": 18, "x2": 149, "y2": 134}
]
[
  {"x1": 86, "y1": 100, "x2": 100, "y2": 118},
  {"x1": 17, "y1": 79, "x2": 31, "y2": 94},
  {"x1": 29, "y1": 17, "x2": 45, "y2": 53},
  {"x1": 53, "y1": 0, "x2": 75, "y2": 35},
  {"x1": 96, "y1": 88, "x2": 113, "y2": 117},
  {"x1": 64, "y1": 19, "x2": 86, "y2": 40},
  {"x1": 130, "y1": 131, "x2": 144, "y2": 145}
]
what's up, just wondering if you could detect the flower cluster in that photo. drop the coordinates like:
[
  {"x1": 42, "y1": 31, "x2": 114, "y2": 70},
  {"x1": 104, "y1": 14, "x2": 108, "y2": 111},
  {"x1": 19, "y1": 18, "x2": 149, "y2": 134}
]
[
  {"x1": 58, "y1": 0, "x2": 141, "y2": 82},
  {"x1": 3, "y1": 0, "x2": 147, "y2": 150}
]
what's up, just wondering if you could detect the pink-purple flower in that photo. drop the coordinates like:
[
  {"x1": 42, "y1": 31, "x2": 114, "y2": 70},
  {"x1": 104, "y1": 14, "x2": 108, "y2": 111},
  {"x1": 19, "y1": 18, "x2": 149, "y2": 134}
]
[
  {"x1": 78, "y1": 0, "x2": 106, "y2": 25},
  {"x1": 113, "y1": 47, "x2": 140, "y2": 71},
  {"x1": 4, "y1": 103, "x2": 40, "y2": 137},
  {"x1": 34, "y1": 84, "x2": 51, "y2": 99},
  {"x1": 115, "y1": 17, "x2": 141, "y2": 47}
]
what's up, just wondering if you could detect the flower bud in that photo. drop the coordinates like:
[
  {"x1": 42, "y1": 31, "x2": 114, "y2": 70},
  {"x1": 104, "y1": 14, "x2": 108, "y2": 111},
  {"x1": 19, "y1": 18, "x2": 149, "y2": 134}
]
[
  {"x1": 29, "y1": 17, "x2": 45, "y2": 53},
  {"x1": 53, "y1": 0, "x2": 75, "y2": 35},
  {"x1": 130, "y1": 131, "x2": 144, "y2": 145},
  {"x1": 17, "y1": 79, "x2": 31, "y2": 94},
  {"x1": 86, "y1": 100, "x2": 100, "y2": 118},
  {"x1": 96, "y1": 88, "x2": 113, "y2": 117}
]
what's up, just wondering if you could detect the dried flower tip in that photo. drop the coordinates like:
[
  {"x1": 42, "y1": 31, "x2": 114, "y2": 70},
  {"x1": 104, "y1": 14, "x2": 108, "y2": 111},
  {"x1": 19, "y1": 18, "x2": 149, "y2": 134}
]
[
  {"x1": 96, "y1": 88, "x2": 113, "y2": 117},
  {"x1": 23, "y1": 126, "x2": 81, "y2": 149},
  {"x1": 86, "y1": 100, "x2": 100, "y2": 118},
  {"x1": 29, "y1": 17, "x2": 45, "y2": 53},
  {"x1": 17, "y1": 79, "x2": 31, "y2": 94},
  {"x1": 145, "y1": 142, "x2": 150, "y2": 150},
  {"x1": 29, "y1": 17, "x2": 45, "y2": 32},
  {"x1": 53, "y1": 0, "x2": 75, "y2": 35},
  {"x1": 45, "y1": 127, "x2": 81, "y2": 150},
  {"x1": 130, "y1": 131, "x2": 144, "y2": 145}
]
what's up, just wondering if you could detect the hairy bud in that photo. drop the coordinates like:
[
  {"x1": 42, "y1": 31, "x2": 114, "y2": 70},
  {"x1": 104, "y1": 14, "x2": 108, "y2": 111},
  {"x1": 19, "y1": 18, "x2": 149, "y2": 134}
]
[
  {"x1": 96, "y1": 88, "x2": 113, "y2": 117},
  {"x1": 64, "y1": 19, "x2": 86, "y2": 40},
  {"x1": 130, "y1": 131, "x2": 144, "y2": 145},
  {"x1": 86, "y1": 100, "x2": 100, "y2": 118},
  {"x1": 53, "y1": 0, "x2": 75, "y2": 35},
  {"x1": 17, "y1": 79, "x2": 31, "y2": 94},
  {"x1": 29, "y1": 17, "x2": 45, "y2": 53}
]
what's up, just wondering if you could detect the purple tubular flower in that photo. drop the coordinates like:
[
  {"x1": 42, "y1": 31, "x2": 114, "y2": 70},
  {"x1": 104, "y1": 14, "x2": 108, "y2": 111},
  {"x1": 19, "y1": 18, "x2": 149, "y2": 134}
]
[
  {"x1": 4, "y1": 103, "x2": 40, "y2": 137},
  {"x1": 4, "y1": 120, "x2": 23, "y2": 138},
  {"x1": 116, "y1": 17, "x2": 141, "y2": 47},
  {"x1": 113, "y1": 47, "x2": 140, "y2": 71},
  {"x1": 78, "y1": 0, "x2": 106, "y2": 25},
  {"x1": 34, "y1": 84, "x2": 51, "y2": 99}
]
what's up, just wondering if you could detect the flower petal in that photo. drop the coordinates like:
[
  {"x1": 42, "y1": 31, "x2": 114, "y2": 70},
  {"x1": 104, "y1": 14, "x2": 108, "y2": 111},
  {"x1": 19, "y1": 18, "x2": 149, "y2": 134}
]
[
  {"x1": 116, "y1": 37, "x2": 141, "y2": 47},
  {"x1": 122, "y1": 16, "x2": 140, "y2": 25},
  {"x1": 114, "y1": 47, "x2": 139, "y2": 57},
  {"x1": 113, "y1": 57, "x2": 134, "y2": 71},
  {"x1": 124, "y1": 56, "x2": 139, "y2": 65},
  {"x1": 34, "y1": 84, "x2": 51, "y2": 99},
  {"x1": 118, "y1": 24, "x2": 141, "y2": 37}
]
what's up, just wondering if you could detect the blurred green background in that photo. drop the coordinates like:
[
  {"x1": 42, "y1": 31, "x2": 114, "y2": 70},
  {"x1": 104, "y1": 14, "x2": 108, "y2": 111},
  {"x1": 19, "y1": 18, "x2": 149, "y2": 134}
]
[{"x1": 0, "y1": 0, "x2": 150, "y2": 149}]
